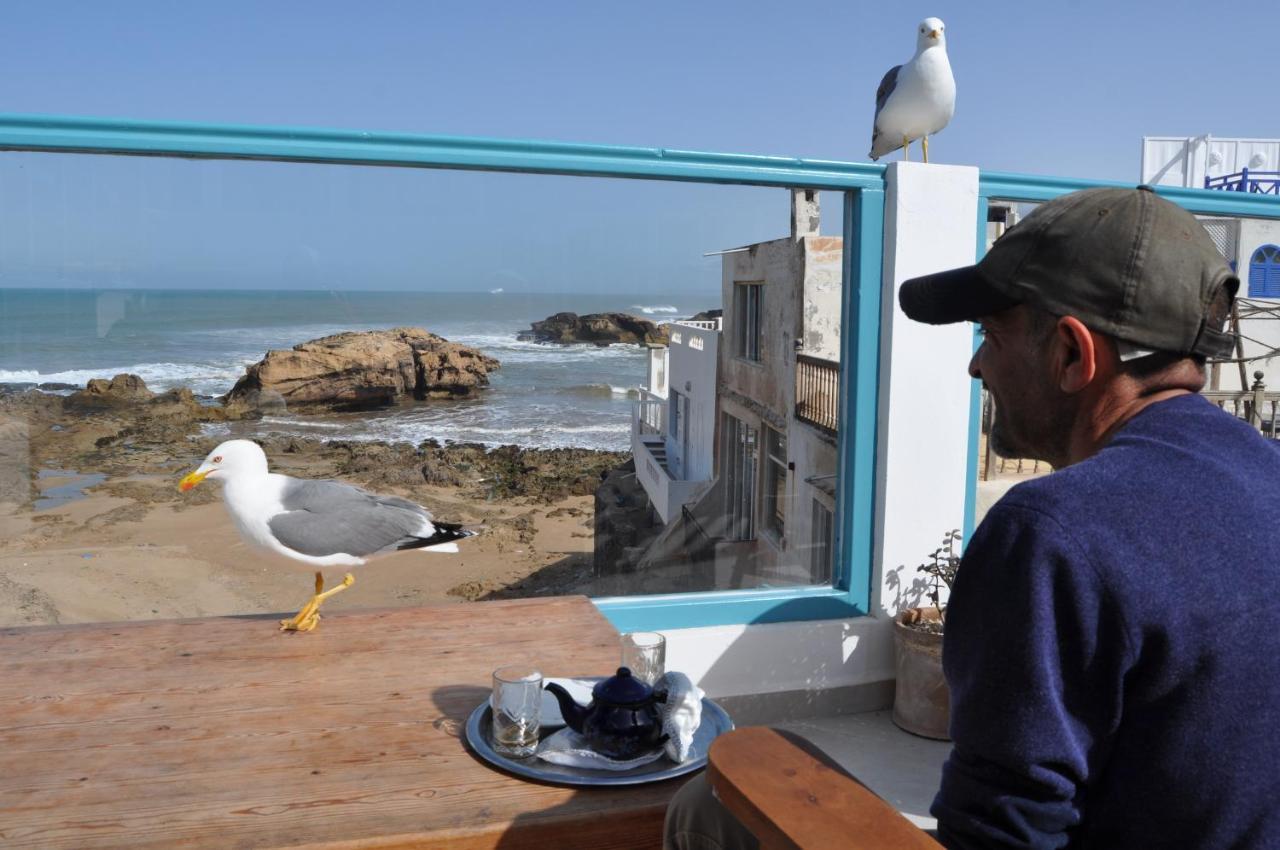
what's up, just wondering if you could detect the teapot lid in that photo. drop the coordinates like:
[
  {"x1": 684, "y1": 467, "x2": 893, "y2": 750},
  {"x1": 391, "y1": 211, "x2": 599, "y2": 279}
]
[{"x1": 592, "y1": 667, "x2": 653, "y2": 706}]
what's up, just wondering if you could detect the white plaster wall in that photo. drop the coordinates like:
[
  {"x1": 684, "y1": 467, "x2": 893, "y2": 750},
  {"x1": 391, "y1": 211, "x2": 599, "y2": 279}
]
[
  {"x1": 661, "y1": 164, "x2": 980, "y2": 701},
  {"x1": 668, "y1": 328, "x2": 719, "y2": 482},
  {"x1": 1228, "y1": 219, "x2": 1280, "y2": 392},
  {"x1": 802, "y1": 237, "x2": 844, "y2": 361},
  {"x1": 663, "y1": 616, "x2": 895, "y2": 701},
  {"x1": 647, "y1": 347, "x2": 669, "y2": 399},
  {"x1": 874, "y1": 162, "x2": 979, "y2": 617}
]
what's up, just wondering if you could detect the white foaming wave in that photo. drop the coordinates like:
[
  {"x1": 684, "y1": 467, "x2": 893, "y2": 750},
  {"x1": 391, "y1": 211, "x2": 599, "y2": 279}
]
[
  {"x1": 0, "y1": 361, "x2": 248, "y2": 394},
  {"x1": 239, "y1": 415, "x2": 631, "y2": 452},
  {"x1": 259, "y1": 416, "x2": 344, "y2": 429},
  {"x1": 631, "y1": 304, "x2": 679, "y2": 315},
  {"x1": 451, "y1": 335, "x2": 646, "y2": 364}
]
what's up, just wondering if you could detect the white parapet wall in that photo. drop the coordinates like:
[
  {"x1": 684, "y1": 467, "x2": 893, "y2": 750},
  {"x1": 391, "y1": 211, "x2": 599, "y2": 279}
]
[
  {"x1": 660, "y1": 163, "x2": 980, "y2": 714},
  {"x1": 873, "y1": 162, "x2": 979, "y2": 618}
]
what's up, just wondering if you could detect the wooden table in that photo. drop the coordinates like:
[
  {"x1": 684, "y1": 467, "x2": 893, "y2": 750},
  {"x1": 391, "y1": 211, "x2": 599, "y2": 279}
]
[{"x1": 0, "y1": 597, "x2": 689, "y2": 849}]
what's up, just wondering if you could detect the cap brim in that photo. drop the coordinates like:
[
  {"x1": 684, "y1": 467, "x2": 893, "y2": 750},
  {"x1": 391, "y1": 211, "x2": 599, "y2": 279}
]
[{"x1": 899, "y1": 266, "x2": 1021, "y2": 325}]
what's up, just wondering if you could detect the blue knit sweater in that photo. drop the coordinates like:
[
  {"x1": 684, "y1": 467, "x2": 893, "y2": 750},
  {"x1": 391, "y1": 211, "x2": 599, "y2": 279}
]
[{"x1": 933, "y1": 393, "x2": 1280, "y2": 849}]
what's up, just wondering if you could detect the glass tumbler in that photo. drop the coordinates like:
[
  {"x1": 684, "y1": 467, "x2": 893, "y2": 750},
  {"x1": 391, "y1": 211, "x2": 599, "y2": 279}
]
[
  {"x1": 620, "y1": 632, "x2": 666, "y2": 686},
  {"x1": 491, "y1": 665, "x2": 542, "y2": 758}
]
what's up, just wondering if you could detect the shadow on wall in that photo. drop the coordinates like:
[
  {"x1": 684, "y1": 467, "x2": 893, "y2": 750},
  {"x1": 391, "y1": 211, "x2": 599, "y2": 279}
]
[{"x1": 690, "y1": 599, "x2": 898, "y2": 726}]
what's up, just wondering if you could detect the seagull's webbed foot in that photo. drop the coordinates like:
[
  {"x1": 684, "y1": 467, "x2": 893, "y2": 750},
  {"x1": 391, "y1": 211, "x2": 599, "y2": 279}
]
[{"x1": 279, "y1": 571, "x2": 355, "y2": 632}]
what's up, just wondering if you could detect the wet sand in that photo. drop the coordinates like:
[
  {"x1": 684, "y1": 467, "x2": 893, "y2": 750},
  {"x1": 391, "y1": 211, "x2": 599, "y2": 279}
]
[{"x1": 0, "y1": 471, "x2": 598, "y2": 627}]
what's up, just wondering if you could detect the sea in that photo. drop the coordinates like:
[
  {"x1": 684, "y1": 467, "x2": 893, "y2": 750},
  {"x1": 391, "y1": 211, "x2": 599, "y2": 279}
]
[{"x1": 0, "y1": 289, "x2": 717, "y2": 452}]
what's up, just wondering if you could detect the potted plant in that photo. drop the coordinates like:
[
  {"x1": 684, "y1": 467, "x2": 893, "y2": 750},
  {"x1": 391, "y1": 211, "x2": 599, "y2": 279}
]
[{"x1": 891, "y1": 529, "x2": 960, "y2": 740}]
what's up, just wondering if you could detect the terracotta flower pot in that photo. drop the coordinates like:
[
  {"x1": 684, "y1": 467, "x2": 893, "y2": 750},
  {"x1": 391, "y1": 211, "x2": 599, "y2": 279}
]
[{"x1": 891, "y1": 608, "x2": 951, "y2": 740}]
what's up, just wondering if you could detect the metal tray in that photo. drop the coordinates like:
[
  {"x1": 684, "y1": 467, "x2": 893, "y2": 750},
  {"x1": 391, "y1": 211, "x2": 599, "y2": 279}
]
[{"x1": 464, "y1": 692, "x2": 733, "y2": 787}]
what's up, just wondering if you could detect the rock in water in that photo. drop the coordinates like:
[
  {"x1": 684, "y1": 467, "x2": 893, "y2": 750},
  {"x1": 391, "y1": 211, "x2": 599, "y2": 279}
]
[
  {"x1": 519, "y1": 312, "x2": 670, "y2": 346},
  {"x1": 225, "y1": 327, "x2": 499, "y2": 413}
]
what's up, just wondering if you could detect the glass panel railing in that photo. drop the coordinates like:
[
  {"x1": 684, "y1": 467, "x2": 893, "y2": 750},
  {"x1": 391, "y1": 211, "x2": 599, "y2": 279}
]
[{"x1": 0, "y1": 150, "x2": 851, "y2": 627}]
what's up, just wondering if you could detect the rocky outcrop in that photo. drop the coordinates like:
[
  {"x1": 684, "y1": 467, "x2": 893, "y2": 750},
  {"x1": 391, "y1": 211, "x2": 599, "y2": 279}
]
[
  {"x1": 519, "y1": 312, "x2": 670, "y2": 346},
  {"x1": 65, "y1": 374, "x2": 155, "y2": 408},
  {"x1": 688, "y1": 308, "x2": 722, "y2": 324},
  {"x1": 224, "y1": 328, "x2": 499, "y2": 413}
]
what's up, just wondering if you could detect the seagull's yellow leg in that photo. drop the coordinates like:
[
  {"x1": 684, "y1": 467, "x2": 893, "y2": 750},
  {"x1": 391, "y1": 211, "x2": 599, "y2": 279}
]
[
  {"x1": 923, "y1": 135, "x2": 930, "y2": 164},
  {"x1": 902, "y1": 135, "x2": 910, "y2": 162},
  {"x1": 279, "y1": 571, "x2": 356, "y2": 632}
]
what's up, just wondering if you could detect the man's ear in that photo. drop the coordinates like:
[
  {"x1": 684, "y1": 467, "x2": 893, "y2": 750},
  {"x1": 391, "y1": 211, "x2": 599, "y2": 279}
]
[{"x1": 1053, "y1": 316, "x2": 1098, "y2": 393}]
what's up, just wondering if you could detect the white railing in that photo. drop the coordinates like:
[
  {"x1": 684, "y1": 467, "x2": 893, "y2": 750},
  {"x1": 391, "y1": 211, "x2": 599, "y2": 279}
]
[
  {"x1": 672, "y1": 318, "x2": 722, "y2": 332},
  {"x1": 633, "y1": 389, "x2": 666, "y2": 438},
  {"x1": 633, "y1": 435, "x2": 712, "y2": 524}
]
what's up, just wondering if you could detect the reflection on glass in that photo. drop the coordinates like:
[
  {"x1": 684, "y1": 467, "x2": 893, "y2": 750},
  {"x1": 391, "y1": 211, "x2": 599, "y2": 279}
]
[{"x1": 0, "y1": 153, "x2": 843, "y2": 630}]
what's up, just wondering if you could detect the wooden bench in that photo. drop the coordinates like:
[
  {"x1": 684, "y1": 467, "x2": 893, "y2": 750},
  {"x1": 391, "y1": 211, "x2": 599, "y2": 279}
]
[{"x1": 708, "y1": 727, "x2": 943, "y2": 849}]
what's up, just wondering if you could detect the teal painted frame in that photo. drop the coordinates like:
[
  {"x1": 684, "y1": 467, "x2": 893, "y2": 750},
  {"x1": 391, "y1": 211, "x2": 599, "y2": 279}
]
[
  {"x1": 0, "y1": 113, "x2": 886, "y2": 191},
  {"x1": 0, "y1": 112, "x2": 886, "y2": 632},
  {"x1": 964, "y1": 176, "x2": 1280, "y2": 537}
]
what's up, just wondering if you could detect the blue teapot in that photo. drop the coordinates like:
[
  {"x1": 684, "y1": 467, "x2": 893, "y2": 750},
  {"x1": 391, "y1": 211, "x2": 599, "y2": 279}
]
[{"x1": 544, "y1": 667, "x2": 667, "y2": 761}]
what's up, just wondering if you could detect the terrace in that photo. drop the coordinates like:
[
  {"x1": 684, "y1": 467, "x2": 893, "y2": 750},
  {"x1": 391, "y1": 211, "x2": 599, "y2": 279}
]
[{"x1": 3, "y1": 113, "x2": 1280, "y2": 848}]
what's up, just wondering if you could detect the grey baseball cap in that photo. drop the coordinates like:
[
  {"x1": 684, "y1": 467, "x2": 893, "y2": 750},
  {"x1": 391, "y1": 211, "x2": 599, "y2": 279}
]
[{"x1": 898, "y1": 186, "x2": 1239, "y2": 358}]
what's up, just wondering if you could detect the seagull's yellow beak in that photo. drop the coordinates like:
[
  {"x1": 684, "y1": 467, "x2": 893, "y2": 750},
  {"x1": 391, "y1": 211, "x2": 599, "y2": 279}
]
[
  {"x1": 179, "y1": 470, "x2": 208, "y2": 492},
  {"x1": 929, "y1": 29, "x2": 941, "y2": 39}
]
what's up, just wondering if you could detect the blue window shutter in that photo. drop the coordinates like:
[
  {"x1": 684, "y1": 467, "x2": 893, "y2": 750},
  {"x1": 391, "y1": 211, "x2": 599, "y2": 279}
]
[{"x1": 1249, "y1": 245, "x2": 1280, "y2": 298}]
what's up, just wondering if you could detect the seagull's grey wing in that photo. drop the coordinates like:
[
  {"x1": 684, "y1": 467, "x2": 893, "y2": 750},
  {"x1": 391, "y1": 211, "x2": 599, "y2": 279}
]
[
  {"x1": 874, "y1": 64, "x2": 901, "y2": 120},
  {"x1": 869, "y1": 64, "x2": 902, "y2": 160},
  {"x1": 267, "y1": 478, "x2": 435, "y2": 558}
]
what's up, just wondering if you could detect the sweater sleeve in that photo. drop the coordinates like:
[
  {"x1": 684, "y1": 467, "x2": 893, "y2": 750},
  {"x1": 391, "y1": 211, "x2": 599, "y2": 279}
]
[{"x1": 931, "y1": 500, "x2": 1133, "y2": 850}]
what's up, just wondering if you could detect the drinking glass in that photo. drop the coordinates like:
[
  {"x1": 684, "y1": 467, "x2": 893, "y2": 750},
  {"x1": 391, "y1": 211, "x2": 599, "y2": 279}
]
[
  {"x1": 620, "y1": 632, "x2": 666, "y2": 686},
  {"x1": 491, "y1": 665, "x2": 542, "y2": 758}
]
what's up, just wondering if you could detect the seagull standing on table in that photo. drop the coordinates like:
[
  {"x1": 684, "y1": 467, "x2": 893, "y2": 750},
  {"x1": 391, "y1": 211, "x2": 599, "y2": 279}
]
[
  {"x1": 869, "y1": 17, "x2": 955, "y2": 163},
  {"x1": 179, "y1": 439, "x2": 476, "y2": 632}
]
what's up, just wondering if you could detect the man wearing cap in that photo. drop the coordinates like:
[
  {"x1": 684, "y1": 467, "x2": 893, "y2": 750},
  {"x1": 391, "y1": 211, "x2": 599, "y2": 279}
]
[{"x1": 665, "y1": 187, "x2": 1280, "y2": 850}]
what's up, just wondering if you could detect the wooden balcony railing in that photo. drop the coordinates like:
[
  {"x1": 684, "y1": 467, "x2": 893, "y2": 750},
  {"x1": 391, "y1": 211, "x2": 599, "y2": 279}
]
[
  {"x1": 1202, "y1": 370, "x2": 1280, "y2": 436},
  {"x1": 796, "y1": 354, "x2": 838, "y2": 435}
]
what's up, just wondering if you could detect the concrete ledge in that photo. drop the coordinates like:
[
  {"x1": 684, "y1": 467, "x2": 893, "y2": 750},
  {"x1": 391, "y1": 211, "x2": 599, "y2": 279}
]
[{"x1": 716, "y1": 678, "x2": 895, "y2": 726}]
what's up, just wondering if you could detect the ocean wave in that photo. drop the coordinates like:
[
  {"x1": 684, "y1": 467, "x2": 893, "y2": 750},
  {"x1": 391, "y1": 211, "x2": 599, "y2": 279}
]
[
  {"x1": 631, "y1": 304, "x2": 680, "y2": 315},
  {"x1": 258, "y1": 416, "x2": 345, "y2": 429},
  {"x1": 558, "y1": 383, "x2": 640, "y2": 399},
  {"x1": 0, "y1": 361, "x2": 249, "y2": 395},
  {"x1": 228, "y1": 414, "x2": 632, "y2": 452},
  {"x1": 451, "y1": 335, "x2": 647, "y2": 364}
]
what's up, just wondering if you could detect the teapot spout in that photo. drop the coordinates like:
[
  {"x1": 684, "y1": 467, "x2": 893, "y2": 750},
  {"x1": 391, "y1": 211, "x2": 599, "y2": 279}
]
[{"x1": 543, "y1": 682, "x2": 589, "y2": 733}]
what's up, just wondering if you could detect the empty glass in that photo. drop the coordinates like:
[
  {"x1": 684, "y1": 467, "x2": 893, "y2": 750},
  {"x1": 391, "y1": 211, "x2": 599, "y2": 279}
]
[
  {"x1": 491, "y1": 665, "x2": 542, "y2": 758},
  {"x1": 620, "y1": 632, "x2": 666, "y2": 686}
]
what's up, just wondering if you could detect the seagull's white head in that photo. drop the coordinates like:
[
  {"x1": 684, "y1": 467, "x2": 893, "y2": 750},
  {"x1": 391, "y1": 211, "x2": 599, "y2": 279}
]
[
  {"x1": 179, "y1": 439, "x2": 269, "y2": 491},
  {"x1": 916, "y1": 17, "x2": 946, "y2": 51}
]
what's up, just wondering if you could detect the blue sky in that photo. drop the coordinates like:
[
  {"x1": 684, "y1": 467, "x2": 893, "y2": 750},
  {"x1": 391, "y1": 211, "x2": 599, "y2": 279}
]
[{"x1": 0, "y1": 0, "x2": 1273, "y2": 292}]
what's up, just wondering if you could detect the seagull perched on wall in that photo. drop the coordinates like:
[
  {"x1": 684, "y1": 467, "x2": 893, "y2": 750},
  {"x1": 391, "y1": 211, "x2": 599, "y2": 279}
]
[
  {"x1": 869, "y1": 17, "x2": 956, "y2": 163},
  {"x1": 180, "y1": 439, "x2": 476, "y2": 632}
]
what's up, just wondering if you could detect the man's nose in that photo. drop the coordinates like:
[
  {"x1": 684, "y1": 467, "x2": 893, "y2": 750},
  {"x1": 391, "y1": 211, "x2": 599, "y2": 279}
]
[{"x1": 968, "y1": 345, "x2": 983, "y2": 380}]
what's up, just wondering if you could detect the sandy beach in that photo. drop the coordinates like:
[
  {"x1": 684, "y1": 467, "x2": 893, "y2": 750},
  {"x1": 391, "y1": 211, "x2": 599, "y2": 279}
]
[{"x1": 0, "y1": 384, "x2": 621, "y2": 629}]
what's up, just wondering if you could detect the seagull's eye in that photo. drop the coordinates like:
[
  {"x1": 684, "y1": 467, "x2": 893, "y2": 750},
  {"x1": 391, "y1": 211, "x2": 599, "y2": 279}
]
[{"x1": 213, "y1": 455, "x2": 223, "y2": 464}]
